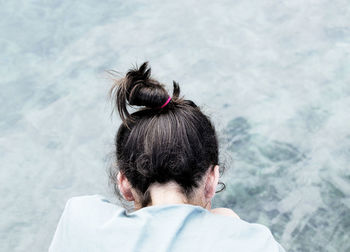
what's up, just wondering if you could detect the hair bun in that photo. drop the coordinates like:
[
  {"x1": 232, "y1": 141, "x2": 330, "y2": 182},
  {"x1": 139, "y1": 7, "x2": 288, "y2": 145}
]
[{"x1": 110, "y1": 62, "x2": 178, "y2": 124}]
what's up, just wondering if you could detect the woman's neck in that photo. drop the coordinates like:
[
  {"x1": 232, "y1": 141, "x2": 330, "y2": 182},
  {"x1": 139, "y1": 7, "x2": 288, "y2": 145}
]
[
  {"x1": 133, "y1": 181, "x2": 201, "y2": 210},
  {"x1": 150, "y1": 182, "x2": 189, "y2": 205}
]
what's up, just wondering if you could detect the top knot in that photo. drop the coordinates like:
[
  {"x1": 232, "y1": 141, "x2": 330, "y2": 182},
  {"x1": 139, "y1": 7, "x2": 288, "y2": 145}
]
[{"x1": 109, "y1": 62, "x2": 181, "y2": 126}]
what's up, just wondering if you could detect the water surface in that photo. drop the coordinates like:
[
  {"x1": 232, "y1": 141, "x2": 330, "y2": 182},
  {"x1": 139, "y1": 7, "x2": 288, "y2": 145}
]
[{"x1": 1, "y1": 1, "x2": 349, "y2": 251}]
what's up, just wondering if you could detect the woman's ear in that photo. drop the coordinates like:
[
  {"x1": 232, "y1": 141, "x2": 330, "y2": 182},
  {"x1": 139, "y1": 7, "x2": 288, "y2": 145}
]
[
  {"x1": 117, "y1": 171, "x2": 135, "y2": 201},
  {"x1": 204, "y1": 165, "x2": 220, "y2": 200}
]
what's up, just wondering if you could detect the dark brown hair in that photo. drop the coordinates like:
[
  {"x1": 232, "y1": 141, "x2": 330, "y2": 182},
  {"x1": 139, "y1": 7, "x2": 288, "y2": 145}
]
[{"x1": 108, "y1": 62, "x2": 225, "y2": 208}]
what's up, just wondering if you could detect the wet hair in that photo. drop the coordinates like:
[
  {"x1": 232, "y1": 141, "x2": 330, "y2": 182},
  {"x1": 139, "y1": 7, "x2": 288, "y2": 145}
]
[{"x1": 108, "y1": 62, "x2": 225, "y2": 208}]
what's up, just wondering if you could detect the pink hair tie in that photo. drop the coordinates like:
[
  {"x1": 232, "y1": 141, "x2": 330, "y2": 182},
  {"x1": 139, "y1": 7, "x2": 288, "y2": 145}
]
[{"x1": 159, "y1": 96, "x2": 172, "y2": 108}]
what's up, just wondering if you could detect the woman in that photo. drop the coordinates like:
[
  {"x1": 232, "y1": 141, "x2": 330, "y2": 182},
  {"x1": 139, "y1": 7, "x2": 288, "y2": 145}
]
[{"x1": 49, "y1": 62, "x2": 285, "y2": 251}]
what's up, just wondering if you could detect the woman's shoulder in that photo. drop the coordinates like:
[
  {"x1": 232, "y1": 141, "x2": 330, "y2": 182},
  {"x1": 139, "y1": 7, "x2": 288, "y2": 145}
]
[
  {"x1": 202, "y1": 210, "x2": 285, "y2": 251},
  {"x1": 66, "y1": 194, "x2": 114, "y2": 206},
  {"x1": 62, "y1": 194, "x2": 125, "y2": 224},
  {"x1": 64, "y1": 194, "x2": 112, "y2": 210},
  {"x1": 209, "y1": 207, "x2": 240, "y2": 218}
]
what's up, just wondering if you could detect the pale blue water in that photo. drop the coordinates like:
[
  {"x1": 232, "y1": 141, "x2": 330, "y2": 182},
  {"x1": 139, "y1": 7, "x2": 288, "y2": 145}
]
[{"x1": 1, "y1": 1, "x2": 349, "y2": 251}]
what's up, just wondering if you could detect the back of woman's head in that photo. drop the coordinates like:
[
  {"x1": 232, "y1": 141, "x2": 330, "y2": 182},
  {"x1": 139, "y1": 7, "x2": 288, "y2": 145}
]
[{"x1": 109, "y1": 62, "x2": 224, "y2": 208}]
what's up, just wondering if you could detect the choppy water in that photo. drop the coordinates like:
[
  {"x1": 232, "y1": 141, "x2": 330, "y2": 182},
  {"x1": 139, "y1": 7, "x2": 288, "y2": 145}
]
[{"x1": 1, "y1": 1, "x2": 349, "y2": 251}]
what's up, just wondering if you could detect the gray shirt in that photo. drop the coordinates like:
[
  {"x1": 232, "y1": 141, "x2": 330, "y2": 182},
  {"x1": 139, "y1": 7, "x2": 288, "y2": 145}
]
[{"x1": 49, "y1": 195, "x2": 286, "y2": 252}]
